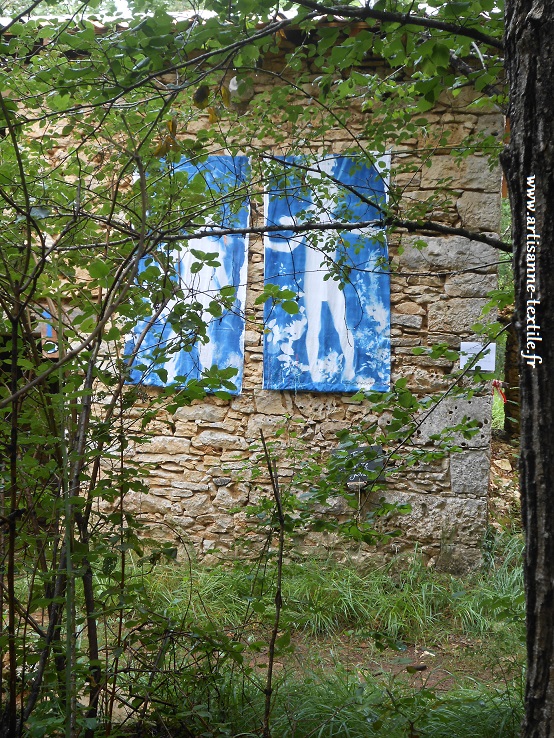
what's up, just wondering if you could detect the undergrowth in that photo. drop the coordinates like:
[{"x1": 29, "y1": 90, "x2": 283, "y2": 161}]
[
  {"x1": 492, "y1": 392, "x2": 505, "y2": 430},
  {"x1": 132, "y1": 666, "x2": 523, "y2": 738},
  {"x1": 145, "y1": 529, "x2": 524, "y2": 646},
  {"x1": 104, "y1": 528, "x2": 525, "y2": 737}
]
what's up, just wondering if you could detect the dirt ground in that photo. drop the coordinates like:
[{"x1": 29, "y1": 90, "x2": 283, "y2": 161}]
[
  {"x1": 267, "y1": 436, "x2": 524, "y2": 692},
  {"x1": 489, "y1": 435, "x2": 521, "y2": 531}
]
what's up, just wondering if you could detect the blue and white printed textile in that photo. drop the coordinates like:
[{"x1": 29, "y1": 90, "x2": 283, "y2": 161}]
[
  {"x1": 263, "y1": 155, "x2": 390, "y2": 393},
  {"x1": 125, "y1": 155, "x2": 250, "y2": 393}
]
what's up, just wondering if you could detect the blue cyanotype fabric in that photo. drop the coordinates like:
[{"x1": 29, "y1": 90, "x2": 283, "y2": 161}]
[
  {"x1": 263, "y1": 155, "x2": 390, "y2": 393},
  {"x1": 124, "y1": 155, "x2": 250, "y2": 393}
]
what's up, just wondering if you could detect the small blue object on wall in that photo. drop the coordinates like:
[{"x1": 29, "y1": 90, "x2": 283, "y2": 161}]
[
  {"x1": 124, "y1": 155, "x2": 250, "y2": 393},
  {"x1": 263, "y1": 155, "x2": 391, "y2": 393}
]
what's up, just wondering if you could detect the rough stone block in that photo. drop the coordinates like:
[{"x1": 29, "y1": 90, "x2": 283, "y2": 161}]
[
  {"x1": 403, "y1": 368, "x2": 451, "y2": 392},
  {"x1": 160, "y1": 461, "x2": 185, "y2": 472},
  {"x1": 392, "y1": 313, "x2": 423, "y2": 329},
  {"x1": 246, "y1": 414, "x2": 288, "y2": 439},
  {"x1": 253, "y1": 389, "x2": 294, "y2": 415},
  {"x1": 214, "y1": 488, "x2": 243, "y2": 509},
  {"x1": 428, "y1": 298, "x2": 489, "y2": 335},
  {"x1": 171, "y1": 481, "x2": 210, "y2": 493},
  {"x1": 209, "y1": 515, "x2": 234, "y2": 533},
  {"x1": 293, "y1": 394, "x2": 342, "y2": 422},
  {"x1": 313, "y1": 496, "x2": 351, "y2": 515},
  {"x1": 229, "y1": 396, "x2": 255, "y2": 414},
  {"x1": 450, "y1": 450, "x2": 490, "y2": 497},
  {"x1": 201, "y1": 455, "x2": 222, "y2": 466},
  {"x1": 474, "y1": 113, "x2": 504, "y2": 138},
  {"x1": 171, "y1": 488, "x2": 194, "y2": 500},
  {"x1": 416, "y1": 395, "x2": 492, "y2": 448},
  {"x1": 192, "y1": 431, "x2": 248, "y2": 450},
  {"x1": 220, "y1": 451, "x2": 249, "y2": 462},
  {"x1": 384, "y1": 492, "x2": 487, "y2": 547},
  {"x1": 198, "y1": 420, "x2": 238, "y2": 432},
  {"x1": 132, "y1": 453, "x2": 176, "y2": 466},
  {"x1": 174, "y1": 404, "x2": 228, "y2": 423},
  {"x1": 318, "y1": 420, "x2": 349, "y2": 440},
  {"x1": 168, "y1": 515, "x2": 195, "y2": 530},
  {"x1": 444, "y1": 272, "x2": 497, "y2": 298},
  {"x1": 138, "y1": 437, "x2": 191, "y2": 455},
  {"x1": 457, "y1": 191, "x2": 501, "y2": 232},
  {"x1": 213, "y1": 477, "x2": 232, "y2": 487},
  {"x1": 148, "y1": 481, "x2": 173, "y2": 493},
  {"x1": 181, "y1": 494, "x2": 212, "y2": 516},
  {"x1": 394, "y1": 301, "x2": 426, "y2": 315},
  {"x1": 244, "y1": 330, "x2": 260, "y2": 346},
  {"x1": 421, "y1": 155, "x2": 501, "y2": 192},
  {"x1": 436, "y1": 544, "x2": 483, "y2": 573},
  {"x1": 195, "y1": 514, "x2": 216, "y2": 526},
  {"x1": 174, "y1": 421, "x2": 197, "y2": 436},
  {"x1": 438, "y1": 85, "x2": 495, "y2": 109},
  {"x1": 398, "y1": 236, "x2": 498, "y2": 273},
  {"x1": 136, "y1": 493, "x2": 173, "y2": 515},
  {"x1": 427, "y1": 123, "x2": 474, "y2": 149}
]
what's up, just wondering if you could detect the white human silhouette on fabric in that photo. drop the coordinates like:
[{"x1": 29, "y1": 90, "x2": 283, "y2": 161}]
[
  {"x1": 265, "y1": 162, "x2": 356, "y2": 384},
  {"x1": 159, "y1": 232, "x2": 239, "y2": 381},
  {"x1": 126, "y1": 155, "x2": 250, "y2": 392}
]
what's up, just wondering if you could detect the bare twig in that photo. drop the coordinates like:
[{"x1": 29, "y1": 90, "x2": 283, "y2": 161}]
[{"x1": 260, "y1": 430, "x2": 286, "y2": 738}]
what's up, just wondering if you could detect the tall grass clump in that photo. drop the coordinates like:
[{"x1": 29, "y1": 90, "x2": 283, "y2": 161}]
[
  {"x1": 449, "y1": 530, "x2": 524, "y2": 640},
  {"x1": 118, "y1": 530, "x2": 524, "y2": 737},
  {"x1": 492, "y1": 392, "x2": 506, "y2": 429},
  {"x1": 138, "y1": 667, "x2": 524, "y2": 738},
  {"x1": 142, "y1": 528, "x2": 524, "y2": 647},
  {"x1": 279, "y1": 555, "x2": 453, "y2": 639}
]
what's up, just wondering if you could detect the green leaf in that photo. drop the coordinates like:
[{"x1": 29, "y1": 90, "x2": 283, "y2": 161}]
[
  {"x1": 88, "y1": 260, "x2": 111, "y2": 279},
  {"x1": 398, "y1": 391, "x2": 417, "y2": 409},
  {"x1": 281, "y1": 300, "x2": 299, "y2": 315},
  {"x1": 431, "y1": 43, "x2": 451, "y2": 69},
  {"x1": 131, "y1": 56, "x2": 152, "y2": 73},
  {"x1": 155, "y1": 368, "x2": 168, "y2": 384},
  {"x1": 275, "y1": 630, "x2": 291, "y2": 650}
]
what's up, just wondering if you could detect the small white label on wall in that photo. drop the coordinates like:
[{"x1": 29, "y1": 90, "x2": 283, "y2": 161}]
[{"x1": 460, "y1": 342, "x2": 496, "y2": 372}]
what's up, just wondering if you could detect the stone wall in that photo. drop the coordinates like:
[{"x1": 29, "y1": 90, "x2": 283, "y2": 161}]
[{"x1": 116, "y1": 58, "x2": 503, "y2": 572}]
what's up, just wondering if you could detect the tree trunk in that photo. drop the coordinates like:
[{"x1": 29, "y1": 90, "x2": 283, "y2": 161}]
[{"x1": 501, "y1": 2, "x2": 554, "y2": 736}]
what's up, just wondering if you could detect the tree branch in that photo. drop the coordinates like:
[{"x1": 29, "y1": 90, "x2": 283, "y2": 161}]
[
  {"x1": 388, "y1": 217, "x2": 510, "y2": 252},
  {"x1": 292, "y1": 0, "x2": 504, "y2": 50},
  {"x1": 448, "y1": 51, "x2": 506, "y2": 107},
  {"x1": 161, "y1": 217, "x2": 510, "y2": 253}
]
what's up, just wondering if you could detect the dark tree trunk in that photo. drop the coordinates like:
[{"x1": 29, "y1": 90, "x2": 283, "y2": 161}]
[{"x1": 501, "y1": 2, "x2": 554, "y2": 736}]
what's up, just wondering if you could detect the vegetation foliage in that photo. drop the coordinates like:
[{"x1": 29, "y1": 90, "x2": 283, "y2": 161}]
[{"x1": 0, "y1": 0, "x2": 516, "y2": 735}]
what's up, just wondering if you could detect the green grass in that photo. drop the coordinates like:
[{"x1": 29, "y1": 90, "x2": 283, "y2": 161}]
[
  {"x1": 265, "y1": 674, "x2": 523, "y2": 738},
  {"x1": 492, "y1": 392, "x2": 505, "y2": 430},
  {"x1": 144, "y1": 530, "x2": 524, "y2": 646},
  {"x1": 115, "y1": 529, "x2": 525, "y2": 737},
  {"x1": 137, "y1": 667, "x2": 524, "y2": 738}
]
